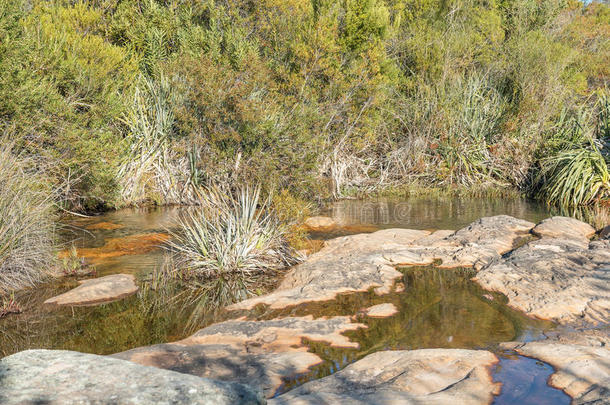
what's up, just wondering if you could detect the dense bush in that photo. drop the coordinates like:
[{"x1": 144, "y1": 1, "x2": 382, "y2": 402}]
[{"x1": 0, "y1": 0, "x2": 607, "y2": 207}]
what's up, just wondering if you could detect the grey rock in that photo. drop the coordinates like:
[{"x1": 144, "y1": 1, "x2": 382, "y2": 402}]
[
  {"x1": 113, "y1": 316, "x2": 364, "y2": 398},
  {"x1": 474, "y1": 237, "x2": 610, "y2": 325},
  {"x1": 269, "y1": 349, "x2": 500, "y2": 405},
  {"x1": 0, "y1": 349, "x2": 265, "y2": 405},
  {"x1": 600, "y1": 225, "x2": 610, "y2": 239}
]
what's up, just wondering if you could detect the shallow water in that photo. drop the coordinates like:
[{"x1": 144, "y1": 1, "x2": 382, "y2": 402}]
[
  {"x1": 317, "y1": 196, "x2": 551, "y2": 234},
  {"x1": 265, "y1": 267, "x2": 555, "y2": 394},
  {"x1": 0, "y1": 197, "x2": 576, "y2": 401},
  {"x1": 493, "y1": 351, "x2": 571, "y2": 405}
]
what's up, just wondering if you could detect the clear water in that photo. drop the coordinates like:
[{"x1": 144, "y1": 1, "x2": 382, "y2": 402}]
[
  {"x1": 0, "y1": 197, "x2": 580, "y2": 402},
  {"x1": 493, "y1": 350, "x2": 571, "y2": 405}
]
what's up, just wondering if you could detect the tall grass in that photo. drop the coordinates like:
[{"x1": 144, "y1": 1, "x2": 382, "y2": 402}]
[
  {"x1": 166, "y1": 186, "x2": 297, "y2": 307},
  {"x1": 0, "y1": 145, "x2": 56, "y2": 294}
]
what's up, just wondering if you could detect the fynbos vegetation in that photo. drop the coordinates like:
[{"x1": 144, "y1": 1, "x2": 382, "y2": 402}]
[
  {"x1": 0, "y1": 0, "x2": 608, "y2": 295},
  {"x1": 0, "y1": 0, "x2": 607, "y2": 208}
]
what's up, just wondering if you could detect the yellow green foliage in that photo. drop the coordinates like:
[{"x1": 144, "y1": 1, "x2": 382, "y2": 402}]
[{"x1": 0, "y1": 0, "x2": 607, "y2": 207}]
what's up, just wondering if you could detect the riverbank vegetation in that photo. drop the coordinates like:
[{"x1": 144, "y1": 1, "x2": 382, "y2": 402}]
[
  {"x1": 0, "y1": 0, "x2": 608, "y2": 210},
  {"x1": 0, "y1": 0, "x2": 608, "y2": 293},
  {"x1": 166, "y1": 186, "x2": 298, "y2": 306}
]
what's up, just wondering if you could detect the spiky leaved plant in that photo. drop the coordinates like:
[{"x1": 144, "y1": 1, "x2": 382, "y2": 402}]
[
  {"x1": 536, "y1": 93, "x2": 610, "y2": 206},
  {"x1": 537, "y1": 146, "x2": 609, "y2": 206},
  {"x1": 166, "y1": 185, "x2": 297, "y2": 308}
]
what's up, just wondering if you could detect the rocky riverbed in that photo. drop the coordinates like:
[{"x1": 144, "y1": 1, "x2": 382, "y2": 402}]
[{"x1": 1, "y1": 215, "x2": 608, "y2": 404}]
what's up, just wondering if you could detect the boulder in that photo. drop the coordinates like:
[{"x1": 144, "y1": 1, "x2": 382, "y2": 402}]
[
  {"x1": 473, "y1": 237, "x2": 610, "y2": 325},
  {"x1": 269, "y1": 349, "x2": 500, "y2": 405},
  {"x1": 229, "y1": 216, "x2": 535, "y2": 310},
  {"x1": 506, "y1": 342, "x2": 610, "y2": 404},
  {"x1": 0, "y1": 349, "x2": 264, "y2": 405},
  {"x1": 532, "y1": 216, "x2": 596, "y2": 241},
  {"x1": 303, "y1": 216, "x2": 338, "y2": 232},
  {"x1": 113, "y1": 316, "x2": 365, "y2": 397},
  {"x1": 44, "y1": 274, "x2": 139, "y2": 307}
]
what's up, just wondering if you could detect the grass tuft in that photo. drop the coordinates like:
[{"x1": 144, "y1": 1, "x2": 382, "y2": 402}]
[
  {"x1": 166, "y1": 185, "x2": 298, "y2": 308},
  {"x1": 0, "y1": 144, "x2": 56, "y2": 294}
]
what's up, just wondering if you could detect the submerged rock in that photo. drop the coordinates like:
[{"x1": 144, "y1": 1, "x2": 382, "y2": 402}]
[
  {"x1": 61, "y1": 233, "x2": 170, "y2": 264},
  {"x1": 0, "y1": 349, "x2": 264, "y2": 405},
  {"x1": 44, "y1": 274, "x2": 139, "y2": 307},
  {"x1": 85, "y1": 221, "x2": 125, "y2": 231},
  {"x1": 229, "y1": 216, "x2": 535, "y2": 310},
  {"x1": 473, "y1": 236, "x2": 610, "y2": 325},
  {"x1": 504, "y1": 341, "x2": 610, "y2": 404},
  {"x1": 269, "y1": 349, "x2": 499, "y2": 405},
  {"x1": 363, "y1": 303, "x2": 398, "y2": 318},
  {"x1": 113, "y1": 316, "x2": 365, "y2": 397},
  {"x1": 303, "y1": 216, "x2": 338, "y2": 232}
]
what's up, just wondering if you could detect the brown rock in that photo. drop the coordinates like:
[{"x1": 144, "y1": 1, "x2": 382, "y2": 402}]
[
  {"x1": 269, "y1": 349, "x2": 500, "y2": 405},
  {"x1": 85, "y1": 221, "x2": 124, "y2": 231},
  {"x1": 44, "y1": 274, "x2": 138, "y2": 307},
  {"x1": 229, "y1": 216, "x2": 535, "y2": 311},
  {"x1": 511, "y1": 342, "x2": 610, "y2": 404},
  {"x1": 474, "y1": 237, "x2": 610, "y2": 325},
  {"x1": 303, "y1": 216, "x2": 338, "y2": 232},
  {"x1": 59, "y1": 233, "x2": 170, "y2": 265},
  {"x1": 363, "y1": 303, "x2": 398, "y2": 318}
]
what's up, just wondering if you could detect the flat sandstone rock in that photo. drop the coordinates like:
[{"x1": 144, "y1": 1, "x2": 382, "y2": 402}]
[
  {"x1": 44, "y1": 274, "x2": 138, "y2": 307},
  {"x1": 473, "y1": 237, "x2": 610, "y2": 325},
  {"x1": 269, "y1": 349, "x2": 500, "y2": 405},
  {"x1": 532, "y1": 216, "x2": 596, "y2": 241},
  {"x1": 363, "y1": 303, "x2": 398, "y2": 318},
  {"x1": 0, "y1": 349, "x2": 264, "y2": 405},
  {"x1": 113, "y1": 316, "x2": 365, "y2": 397},
  {"x1": 303, "y1": 216, "x2": 338, "y2": 232},
  {"x1": 509, "y1": 342, "x2": 610, "y2": 404},
  {"x1": 229, "y1": 216, "x2": 535, "y2": 310}
]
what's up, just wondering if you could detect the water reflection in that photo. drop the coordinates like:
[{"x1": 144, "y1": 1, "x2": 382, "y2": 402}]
[
  {"x1": 493, "y1": 350, "x2": 570, "y2": 405},
  {"x1": 265, "y1": 267, "x2": 555, "y2": 394},
  {"x1": 321, "y1": 197, "x2": 552, "y2": 231}
]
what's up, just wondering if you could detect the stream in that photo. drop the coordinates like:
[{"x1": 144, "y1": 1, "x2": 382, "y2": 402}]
[{"x1": 0, "y1": 196, "x2": 585, "y2": 403}]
